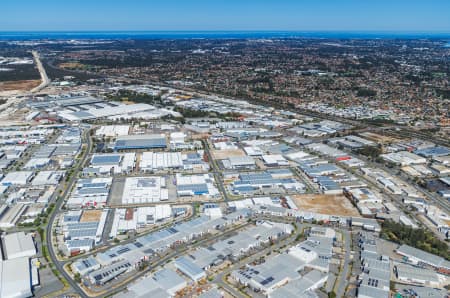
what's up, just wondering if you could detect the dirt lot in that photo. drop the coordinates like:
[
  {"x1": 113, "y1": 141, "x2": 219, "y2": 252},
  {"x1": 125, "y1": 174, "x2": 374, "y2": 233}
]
[
  {"x1": 0, "y1": 80, "x2": 40, "y2": 92},
  {"x1": 80, "y1": 210, "x2": 103, "y2": 222},
  {"x1": 291, "y1": 194, "x2": 360, "y2": 217},
  {"x1": 211, "y1": 148, "x2": 246, "y2": 160},
  {"x1": 58, "y1": 62, "x2": 85, "y2": 70},
  {"x1": 359, "y1": 132, "x2": 400, "y2": 144}
]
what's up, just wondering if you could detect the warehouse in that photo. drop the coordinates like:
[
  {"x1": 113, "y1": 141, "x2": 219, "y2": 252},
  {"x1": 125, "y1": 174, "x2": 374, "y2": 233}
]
[
  {"x1": 396, "y1": 244, "x2": 450, "y2": 270},
  {"x1": 71, "y1": 256, "x2": 101, "y2": 276},
  {"x1": 306, "y1": 143, "x2": 348, "y2": 158},
  {"x1": 170, "y1": 131, "x2": 187, "y2": 148},
  {"x1": 115, "y1": 268, "x2": 187, "y2": 298},
  {"x1": 51, "y1": 143, "x2": 81, "y2": 157},
  {"x1": 394, "y1": 263, "x2": 440, "y2": 287},
  {"x1": 109, "y1": 205, "x2": 173, "y2": 238},
  {"x1": 185, "y1": 221, "x2": 293, "y2": 270},
  {"x1": 0, "y1": 257, "x2": 34, "y2": 298},
  {"x1": 243, "y1": 146, "x2": 264, "y2": 156},
  {"x1": 87, "y1": 259, "x2": 133, "y2": 285},
  {"x1": 76, "y1": 211, "x2": 250, "y2": 275},
  {"x1": 153, "y1": 268, "x2": 188, "y2": 296},
  {"x1": 62, "y1": 210, "x2": 108, "y2": 254},
  {"x1": 24, "y1": 158, "x2": 51, "y2": 170},
  {"x1": 0, "y1": 204, "x2": 28, "y2": 229},
  {"x1": 380, "y1": 151, "x2": 426, "y2": 166},
  {"x1": 344, "y1": 188, "x2": 382, "y2": 204},
  {"x1": 182, "y1": 151, "x2": 209, "y2": 172},
  {"x1": 114, "y1": 134, "x2": 166, "y2": 150},
  {"x1": 232, "y1": 230, "x2": 334, "y2": 294},
  {"x1": 32, "y1": 145, "x2": 56, "y2": 158},
  {"x1": 414, "y1": 146, "x2": 450, "y2": 158},
  {"x1": 179, "y1": 174, "x2": 212, "y2": 192},
  {"x1": 96, "y1": 125, "x2": 130, "y2": 137},
  {"x1": 262, "y1": 154, "x2": 289, "y2": 167},
  {"x1": 232, "y1": 253, "x2": 304, "y2": 294},
  {"x1": 58, "y1": 103, "x2": 158, "y2": 121},
  {"x1": 140, "y1": 151, "x2": 183, "y2": 171},
  {"x1": 57, "y1": 95, "x2": 103, "y2": 107},
  {"x1": 88, "y1": 153, "x2": 136, "y2": 175},
  {"x1": 269, "y1": 270, "x2": 328, "y2": 298},
  {"x1": 176, "y1": 173, "x2": 219, "y2": 197},
  {"x1": 31, "y1": 171, "x2": 65, "y2": 186},
  {"x1": 1, "y1": 232, "x2": 36, "y2": 260},
  {"x1": 232, "y1": 171, "x2": 305, "y2": 195},
  {"x1": 222, "y1": 156, "x2": 256, "y2": 170},
  {"x1": 174, "y1": 256, "x2": 206, "y2": 281},
  {"x1": 120, "y1": 177, "x2": 169, "y2": 204},
  {"x1": 66, "y1": 178, "x2": 112, "y2": 208},
  {"x1": 1, "y1": 171, "x2": 34, "y2": 185}
]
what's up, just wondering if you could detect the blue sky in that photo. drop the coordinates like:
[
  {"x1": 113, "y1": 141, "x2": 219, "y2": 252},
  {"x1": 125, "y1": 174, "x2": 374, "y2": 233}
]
[{"x1": 1, "y1": 0, "x2": 449, "y2": 32}]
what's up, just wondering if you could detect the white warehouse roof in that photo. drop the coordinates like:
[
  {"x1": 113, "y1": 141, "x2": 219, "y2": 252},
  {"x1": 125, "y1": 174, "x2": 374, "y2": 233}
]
[
  {"x1": 1, "y1": 232, "x2": 36, "y2": 260},
  {"x1": 0, "y1": 257, "x2": 33, "y2": 298}
]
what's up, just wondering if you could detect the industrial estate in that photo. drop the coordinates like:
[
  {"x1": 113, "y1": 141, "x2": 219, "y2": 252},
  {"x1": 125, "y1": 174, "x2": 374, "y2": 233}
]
[{"x1": 0, "y1": 34, "x2": 449, "y2": 298}]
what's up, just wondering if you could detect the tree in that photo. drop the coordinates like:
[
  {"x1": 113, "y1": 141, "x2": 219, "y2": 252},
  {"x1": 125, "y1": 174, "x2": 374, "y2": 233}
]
[
  {"x1": 74, "y1": 273, "x2": 81, "y2": 283},
  {"x1": 381, "y1": 220, "x2": 449, "y2": 260}
]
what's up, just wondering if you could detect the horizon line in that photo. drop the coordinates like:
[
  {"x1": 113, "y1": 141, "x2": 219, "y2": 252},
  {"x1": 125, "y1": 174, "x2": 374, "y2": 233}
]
[{"x1": 1, "y1": 30, "x2": 450, "y2": 34}]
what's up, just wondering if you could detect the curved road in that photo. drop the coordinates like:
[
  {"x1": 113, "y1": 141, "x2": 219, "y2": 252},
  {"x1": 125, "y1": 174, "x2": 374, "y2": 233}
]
[{"x1": 45, "y1": 128, "x2": 92, "y2": 298}]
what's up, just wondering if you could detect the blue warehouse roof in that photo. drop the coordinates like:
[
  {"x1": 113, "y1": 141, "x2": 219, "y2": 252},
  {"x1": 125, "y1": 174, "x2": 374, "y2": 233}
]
[
  {"x1": 91, "y1": 155, "x2": 121, "y2": 165},
  {"x1": 177, "y1": 183, "x2": 209, "y2": 194},
  {"x1": 414, "y1": 146, "x2": 450, "y2": 158},
  {"x1": 114, "y1": 138, "x2": 166, "y2": 150}
]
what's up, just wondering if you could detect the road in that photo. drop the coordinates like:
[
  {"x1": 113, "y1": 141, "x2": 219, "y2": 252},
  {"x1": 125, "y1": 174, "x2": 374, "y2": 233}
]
[
  {"x1": 203, "y1": 139, "x2": 230, "y2": 202},
  {"x1": 45, "y1": 127, "x2": 93, "y2": 298},
  {"x1": 30, "y1": 51, "x2": 50, "y2": 93},
  {"x1": 88, "y1": 222, "x2": 252, "y2": 298},
  {"x1": 212, "y1": 222, "x2": 305, "y2": 298},
  {"x1": 335, "y1": 229, "x2": 351, "y2": 298}
]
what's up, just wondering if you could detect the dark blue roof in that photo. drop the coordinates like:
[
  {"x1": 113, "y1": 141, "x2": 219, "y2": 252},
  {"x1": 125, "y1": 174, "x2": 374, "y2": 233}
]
[{"x1": 415, "y1": 146, "x2": 450, "y2": 157}]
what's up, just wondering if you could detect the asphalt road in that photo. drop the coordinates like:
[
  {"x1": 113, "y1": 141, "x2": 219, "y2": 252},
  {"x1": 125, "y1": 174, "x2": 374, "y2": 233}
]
[
  {"x1": 212, "y1": 221, "x2": 305, "y2": 298},
  {"x1": 45, "y1": 127, "x2": 93, "y2": 298},
  {"x1": 90, "y1": 222, "x2": 252, "y2": 298},
  {"x1": 31, "y1": 51, "x2": 50, "y2": 93},
  {"x1": 203, "y1": 139, "x2": 230, "y2": 202},
  {"x1": 335, "y1": 229, "x2": 351, "y2": 298}
]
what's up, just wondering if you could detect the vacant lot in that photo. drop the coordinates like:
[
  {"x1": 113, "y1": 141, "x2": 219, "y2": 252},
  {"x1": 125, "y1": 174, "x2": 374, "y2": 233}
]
[
  {"x1": 80, "y1": 210, "x2": 103, "y2": 222},
  {"x1": 0, "y1": 80, "x2": 40, "y2": 94},
  {"x1": 211, "y1": 149, "x2": 246, "y2": 160},
  {"x1": 359, "y1": 132, "x2": 399, "y2": 144},
  {"x1": 291, "y1": 194, "x2": 360, "y2": 217}
]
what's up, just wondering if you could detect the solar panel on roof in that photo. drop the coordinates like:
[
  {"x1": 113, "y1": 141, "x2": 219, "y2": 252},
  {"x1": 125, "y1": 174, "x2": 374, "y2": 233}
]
[
  {"x1": 81, "y1": 182, "x2": 107, "y2": 188},
  {"x1": 143, "y1": 248, "x2": 154, "y2": 254},
  {"x1": 261, "y1": 277, "x2": 274, "y2": 285},
  {"x1": 117, "y1": 247, "x2": 130, "y2": 254}
]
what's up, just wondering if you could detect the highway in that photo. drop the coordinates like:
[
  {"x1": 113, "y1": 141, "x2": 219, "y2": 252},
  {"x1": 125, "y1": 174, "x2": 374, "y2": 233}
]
[
  {"x1": 45, "y1": 128, "x2": 93, "y2": 298},
  {"x1": 30, "y1": 50, "x2": 50, "y2": 93}
]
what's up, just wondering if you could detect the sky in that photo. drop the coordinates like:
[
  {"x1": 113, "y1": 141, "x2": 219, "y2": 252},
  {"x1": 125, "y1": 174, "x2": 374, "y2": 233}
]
[{"x1": 1, "y1": 0, "x2": 450, "y2": 32}]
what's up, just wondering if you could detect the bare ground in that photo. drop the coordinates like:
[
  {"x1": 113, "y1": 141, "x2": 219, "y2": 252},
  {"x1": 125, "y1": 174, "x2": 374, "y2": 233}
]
[
  {"x1": 291, "y1": 194, "x2": 360, "y2": 216},
  {"x1": 211, "y1": 149, "x2": 246, "y2": 160},
  {"x1": 80, "y1": 210, "x2": 103, "y2": 222},
  {"x1": 0, "y1": 79, "x2": 40, "y2": 92}
]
